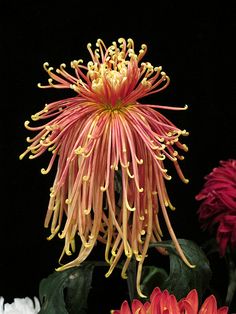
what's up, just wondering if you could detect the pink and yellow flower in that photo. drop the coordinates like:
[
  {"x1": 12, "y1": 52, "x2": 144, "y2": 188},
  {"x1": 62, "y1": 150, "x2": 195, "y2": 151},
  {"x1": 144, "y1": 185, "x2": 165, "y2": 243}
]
[
  {"x1": 20, "y1": 38, "x2": 192, "y2": 296},
  {"x1": 196, "y1": 159, "x2": 236, "y2": 256},
  {"x1": 113, "y1": 287, "x2": 228, "y2": 314}
]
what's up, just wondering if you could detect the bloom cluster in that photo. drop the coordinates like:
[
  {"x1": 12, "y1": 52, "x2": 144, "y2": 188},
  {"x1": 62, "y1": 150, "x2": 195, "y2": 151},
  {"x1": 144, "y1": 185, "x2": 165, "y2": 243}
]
[
  {"x1": 113, "y1": 287, "x2": 228, "y2": 314},
  {"x1": 196, "y1": 159, "x2": 236, "y2": 256}
]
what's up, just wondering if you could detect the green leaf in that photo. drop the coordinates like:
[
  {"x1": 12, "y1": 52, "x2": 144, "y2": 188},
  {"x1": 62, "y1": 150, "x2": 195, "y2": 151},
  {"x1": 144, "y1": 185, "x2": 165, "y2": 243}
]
[
  {"x1": 140, "y1": 266, "x2": 168, "y2": 297},
  {"x1": 150, "y1": 239, "x2": 212, "y2": 302},
  {"x1": 39, "y1": 263, "x2": 95, "y2": 314}
]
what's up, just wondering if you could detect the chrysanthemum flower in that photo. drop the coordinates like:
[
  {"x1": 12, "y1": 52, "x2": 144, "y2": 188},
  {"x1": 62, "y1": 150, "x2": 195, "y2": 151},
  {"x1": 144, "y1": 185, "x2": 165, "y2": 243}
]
[
  {"x1": 196, "y1": 159, "x2": 236, "y2": 256},
  {"x1": 112, "y1": 287, "x2": 228, "y2": 314},
  {"x1": 20, "y1": 38, "x2": 192, "y2": 296}
]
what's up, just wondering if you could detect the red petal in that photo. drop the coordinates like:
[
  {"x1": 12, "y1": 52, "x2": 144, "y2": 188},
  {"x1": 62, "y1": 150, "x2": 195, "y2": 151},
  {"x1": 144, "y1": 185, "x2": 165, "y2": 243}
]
[
  {"x1": 120, "y1": 301, "x2": 132, "y2": 314},
  {"x1": 217, "y1": 306, "x2": 229, "y2": 314},
  {"x1": 150, "y1": 287, "x2": 162, "y2": 302},
  {"x1": 132, "y1": 299, "x2": 144, "y2": 313},
  {"x1": 199, "y1": 295, "x2": 217, "y2": 314},
  {"x1": 184, "y1": 289, "x2": 198, "y2": 313},
  {"x1": 178, "y1": 299, "x2": 196, "y2": 314}
]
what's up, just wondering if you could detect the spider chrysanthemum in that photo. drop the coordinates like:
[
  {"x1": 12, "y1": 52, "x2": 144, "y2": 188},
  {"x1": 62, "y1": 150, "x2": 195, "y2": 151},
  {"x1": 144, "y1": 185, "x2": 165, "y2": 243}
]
[{"x1": 20, "y1": 38, "x2": 193, "y2": 296}]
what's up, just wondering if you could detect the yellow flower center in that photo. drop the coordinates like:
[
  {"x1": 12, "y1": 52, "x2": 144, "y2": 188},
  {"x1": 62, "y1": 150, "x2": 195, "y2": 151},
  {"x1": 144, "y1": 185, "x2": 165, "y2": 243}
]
[{"x1": 91, "y1": 68, "x2": 128, "y2": 93}]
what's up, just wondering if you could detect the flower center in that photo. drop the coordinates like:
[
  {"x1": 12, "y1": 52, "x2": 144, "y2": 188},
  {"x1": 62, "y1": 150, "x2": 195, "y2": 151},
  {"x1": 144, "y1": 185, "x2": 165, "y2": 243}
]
[
  {"x1": 90, "y1": 64, "x2": 128, "y2": 94},
  {"x1": 37, "y1": 38, "x2": 170, "y2": 109},
  {"x1": 102, "y1": 101, "x2": 132, "y2": 114}
]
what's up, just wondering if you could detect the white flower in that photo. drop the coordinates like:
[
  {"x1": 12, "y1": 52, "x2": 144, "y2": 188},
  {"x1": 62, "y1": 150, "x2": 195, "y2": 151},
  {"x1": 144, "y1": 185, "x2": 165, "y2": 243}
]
[{"x1": 0, "y1": 297, "x2": 40, "y2": 314}]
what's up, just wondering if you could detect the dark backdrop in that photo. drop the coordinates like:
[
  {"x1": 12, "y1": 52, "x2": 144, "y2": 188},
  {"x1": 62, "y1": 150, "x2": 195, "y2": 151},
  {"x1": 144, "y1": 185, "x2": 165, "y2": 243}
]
[{"x1": 1, "y1": 1, "x2": 235, "y2": 313}]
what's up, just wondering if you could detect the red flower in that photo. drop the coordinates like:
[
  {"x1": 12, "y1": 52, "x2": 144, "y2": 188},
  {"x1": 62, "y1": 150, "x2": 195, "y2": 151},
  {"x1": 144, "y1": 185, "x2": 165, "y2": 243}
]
[
  {"x1": 196, "y1": 159, "x2": 236, "y2": 256},
  {"x1": 112, "y1": 287, "x2": 228, "y2": 313}
]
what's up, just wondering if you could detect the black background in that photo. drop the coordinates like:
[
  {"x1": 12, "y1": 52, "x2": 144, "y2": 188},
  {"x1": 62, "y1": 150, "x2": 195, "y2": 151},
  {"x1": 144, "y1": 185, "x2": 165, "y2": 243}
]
[{"x1": 1, "y1": 1, "x2": 235, "y2": 313}]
